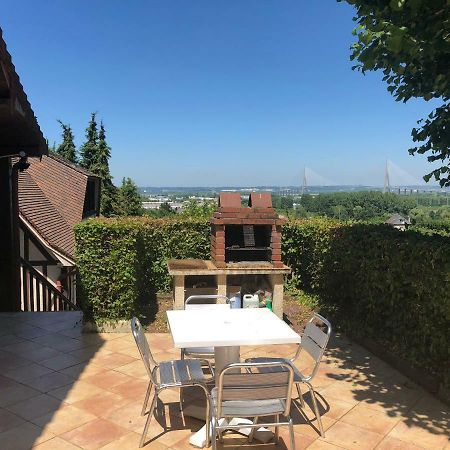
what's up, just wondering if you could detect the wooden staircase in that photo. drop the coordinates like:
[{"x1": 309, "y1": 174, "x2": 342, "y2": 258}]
[{"x1": 20, "y1": 258, "x2": 79, "y2": 311}]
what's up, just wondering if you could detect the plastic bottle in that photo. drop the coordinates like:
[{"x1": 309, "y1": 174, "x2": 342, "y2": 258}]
[{"x1": 230, "y1": 293, "x2": 241, "y2": 309}]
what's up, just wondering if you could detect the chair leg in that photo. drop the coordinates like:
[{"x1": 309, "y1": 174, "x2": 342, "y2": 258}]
[
  {"x1": 141, "y1": 381, "x2": 153, "y2": 416},
  {"x1": 204, "y1": 394, "x2": 210, "y2": 447},
  {"x1": 248, "y1": 416, "x2": 258, "y2": 443},
  {"x1": 288, "y1": 417, "x2": 296, "y2": 450},
  {"x1": 305, "y1": 382, "x2": 324, "y2": 437},
  {"x1": 179, "y1": 389, "x2": 183, "y2": 413},
  {"x1": 274, "y1": 414, "x2": 280, "y2": 443},
  {"x1": 211, "y1": 418, "x2": 217, "y2": 450},
  {"x1": 295, "y1": 383, "x2": 305, "y2": 408},
  {"x1": 140, "y1": 389, "x2": 158, "y2": 448}
]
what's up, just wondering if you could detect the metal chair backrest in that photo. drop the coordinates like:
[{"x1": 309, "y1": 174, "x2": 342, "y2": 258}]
[
  {"x1": 217, "y1": 361, "x2": 294, "y2": 418},
  {"x1": 185, "y1": 294, "x2": 230, "y2": 311},
  {"x1": 298, "y1": 313, "x2": 332, "y2": 381},
  {"x1": 131, "y1": 317, "x2": 158, "y2": 383}
]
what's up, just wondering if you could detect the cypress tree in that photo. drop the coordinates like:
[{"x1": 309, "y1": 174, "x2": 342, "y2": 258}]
[
  {"x1": 93, "y1": 122, "x2": 117, "y2": 216},
  {"x1": 116, "y1": 177, "x2": 144, "y2": 216},
  {"x1": 56, "y1": 120, "x2": 77, "y2": 163},
  {"x1": 79, "y1": 112, "x2": 98, "y2": 170}
]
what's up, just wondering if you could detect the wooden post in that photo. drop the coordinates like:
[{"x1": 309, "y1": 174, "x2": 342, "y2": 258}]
[
  {"x1": 216, "y1": 274, "x2": 227, "y2": 302},
  {"x1": 270, "y1": 273, "x2": 284, "y2": 318},
  {"x1": 173, "y1": 275, "x2": 185, "y2": 310},
  {"x1": 0, "y1": 157, "x2": 20, "y2": 311}
]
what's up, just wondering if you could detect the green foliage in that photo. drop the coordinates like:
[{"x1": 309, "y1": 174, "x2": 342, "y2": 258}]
[
  {"x1": 74, "y1": 220, "x2": 150, "y2": 322},
  {"x1": 272, "y1": 196, "x2": 294, "y2": 212},
  {"x1": 79, "y1": 112, "x2": 98, "y2": 170},
  {"x1": 138, "y1": 218, "x2": 210, "y2": 292},
  {"x1": 180, "y1": 199, "x2": 217, "y2": 218},
  {"x1": 300, "y1": 191, "x2": 415, "y2": 220},
  {"x1": 116, "y1": 178, "x2": 144, "y2": 216},
  {"x1": 144, "y1": 202, "x2": 177, "y2": 218},
  {"x1": 283, "y1": 218, "x2": 450, "y2": 389},
  {"x1": 75, "y1": 217, "x2": 209, "y2": 322},
  {"x1": 160, "y1": 201, "x2": 175, "y2": 215},
  {"x1": 77, "y1": 114, "x2": 119, "y2": 216},
  {"x1": 284, "y1": 278, "x2": 320, "y2": 310},
  {"x1": 56, "y1": 120, "x2": 77, "y2": 163},
  {"x1": 92, "y1": 122, "x2": 117, "y2": 216},
  {"x1": 76, "y1": 216, "x2": 450, "y2": 389},
  {"x1": 409, "y1": 103, "x2": 450, "y2": 186},
  {"x1": 340, "y1": 0, "x2": 450, "y2": 186},
  {"x1": 409, "y1": 205, "x2": 450, "y2": 236}
]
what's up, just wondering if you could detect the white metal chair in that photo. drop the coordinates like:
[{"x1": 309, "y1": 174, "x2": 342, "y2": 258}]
[
  {"x1": 131, "y1": 317, "x2": 213, "y2": 447},
  {"x1": 209, "y1": 361, "x2": 296, "y2": 450},
  {"x1": 246, "y1": 313, "x2": 331, "y2": 437},
  {"x1": 181, "y1": 295, "x2": 230, "y2": 362}
]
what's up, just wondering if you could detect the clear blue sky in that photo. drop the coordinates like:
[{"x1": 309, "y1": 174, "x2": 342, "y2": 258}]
[{"x1": 2, "y1": 1, "x2": 441, "y2": 187}]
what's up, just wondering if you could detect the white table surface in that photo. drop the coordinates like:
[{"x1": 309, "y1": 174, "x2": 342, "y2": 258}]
[
  {"x1": 167, "y1": 307, "x2": 300, "y2": 348},
  {"x1": 167, "y1": 308, "x2": 300, "y2": 446}
]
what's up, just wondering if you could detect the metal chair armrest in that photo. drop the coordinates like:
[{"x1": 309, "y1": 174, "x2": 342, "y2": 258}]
[{"x1": 199, "y1": 358, "x2": 215, "y2": 378}]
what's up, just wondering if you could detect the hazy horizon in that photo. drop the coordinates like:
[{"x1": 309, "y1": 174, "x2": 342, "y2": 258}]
[{"x1": 139, "y1": 184, "x2": 447, "y2": 192}]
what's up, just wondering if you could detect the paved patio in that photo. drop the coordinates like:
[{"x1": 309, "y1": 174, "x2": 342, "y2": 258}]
[{"x1": 0, "y1": 312, "x2": 448, "y2": 450}]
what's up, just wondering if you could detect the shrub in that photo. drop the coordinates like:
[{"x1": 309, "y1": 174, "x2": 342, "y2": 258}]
[
  {"x1": 282, "y1": 218, "x2": 450, "y2": 391},
  {"x1": 75, "y1": 217, "x2": 209, "y2": 323},
  {"x1": 75, "y1": 216, "x2": 450, "y2": 390}
]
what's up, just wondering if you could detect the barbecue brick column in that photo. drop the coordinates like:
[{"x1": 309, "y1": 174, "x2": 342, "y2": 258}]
[
  {"x1": 211, "y1": 224, "x2": 226, "y2": 267},
  {"x1": 271, "y1": 224, "x2": 284, "y2": 268}
]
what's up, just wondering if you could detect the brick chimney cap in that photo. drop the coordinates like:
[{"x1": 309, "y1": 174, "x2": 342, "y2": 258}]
[
  {"x1": 218, "y1": 192, "x2": 242, "y2": 208},
  {"x1": 248, "y1": 192, "x2": 272, "y2": 208}
]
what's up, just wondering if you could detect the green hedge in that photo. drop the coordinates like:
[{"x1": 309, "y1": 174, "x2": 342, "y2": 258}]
[
  {"x1": 75, "y1": 217, "x2": 209, "y2": 322},
  {"x1": 75, "y1": 216, "x2": 450, "y2": 389},
  {"x1": 283, "y1": 218, "x2": 450, "y2": 389}
]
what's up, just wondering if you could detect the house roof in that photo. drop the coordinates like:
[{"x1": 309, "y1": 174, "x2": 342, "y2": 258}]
[
  {"x1": 19, "y1": 170, "x2": 76, "y2": 259},
  {"x1": 0, "y1": 28, "x2": 47, "y2": 157},
  {"x1": 18, "y1": 154, "x2": 99, "y2": 259},
  {"x1": 385, "y1": 213, "x2": 411, "y2": 226}
]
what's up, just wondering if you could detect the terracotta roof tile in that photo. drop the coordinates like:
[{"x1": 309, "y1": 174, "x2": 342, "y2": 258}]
[
  {"x1": 26, "y1": 155, "x2": 90, "y2": 227},
  {"x1": 17, "y1": 155, "x2": 98, "y2": 259},
  {"x1": 18, "y1": 171, "x2": 75, "y2": 258}
]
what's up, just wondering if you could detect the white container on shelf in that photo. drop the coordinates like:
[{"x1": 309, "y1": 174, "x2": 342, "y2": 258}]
[{"x1": 243, "y1": 294, "x2": 259, "y2": 308}]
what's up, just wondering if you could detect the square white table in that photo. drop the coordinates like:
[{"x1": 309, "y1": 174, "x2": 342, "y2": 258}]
[
  {"x1": 166, "y1": 308, "x2": 301, "y2": 447},
  {"x1": 167, "y1": 307, "x2": 301, "y2": 383}
]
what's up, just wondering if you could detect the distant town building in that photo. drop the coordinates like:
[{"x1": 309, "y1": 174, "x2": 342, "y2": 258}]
[
  {"x1": 142, "y1": 201, "x2": 184, "y2": 212},
  {"x1": 385, "y1": 213, "x2": 411, "y2": 231}
]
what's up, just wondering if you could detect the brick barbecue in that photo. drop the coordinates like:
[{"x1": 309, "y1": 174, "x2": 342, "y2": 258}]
[{"x1": 210, "y1": 192, "x2": 286, "y2": 268}]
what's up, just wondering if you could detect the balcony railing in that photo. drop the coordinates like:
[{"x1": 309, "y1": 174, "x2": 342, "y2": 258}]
[{"x1": 20, "y1": 258, "x2": 79, "y2": 311}]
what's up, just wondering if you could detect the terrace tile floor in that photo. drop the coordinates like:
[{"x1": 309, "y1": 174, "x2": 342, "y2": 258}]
[{"x1": 0, "y1": 312, "x2": 448, "y2": 450}]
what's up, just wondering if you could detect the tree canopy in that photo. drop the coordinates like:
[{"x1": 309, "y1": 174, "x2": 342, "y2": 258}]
[
  {"x1": 55, "y1": 120, "x2": 77, "y2": 163},
  {"x1": 79, "y1": 112, "x2": 98, "y2": 170},
  {"x1": 54, "y1": 112, "x2": 144, "y2": 217},
  {"x1": 341, "y1": 0, "x2": 450, "y2": 186},
  {"x1": 299, "y1": 191, "x2": 416, "y2": 220},
  {"x1": 116, "y1": 177, "x2": 144, "y2": 216},
  {"x1": 92, "y1": 122, "x2": 117, "y2": 216},
  {"x1": 180, "y1": 199, "x2": 216, "y2": 218}
]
